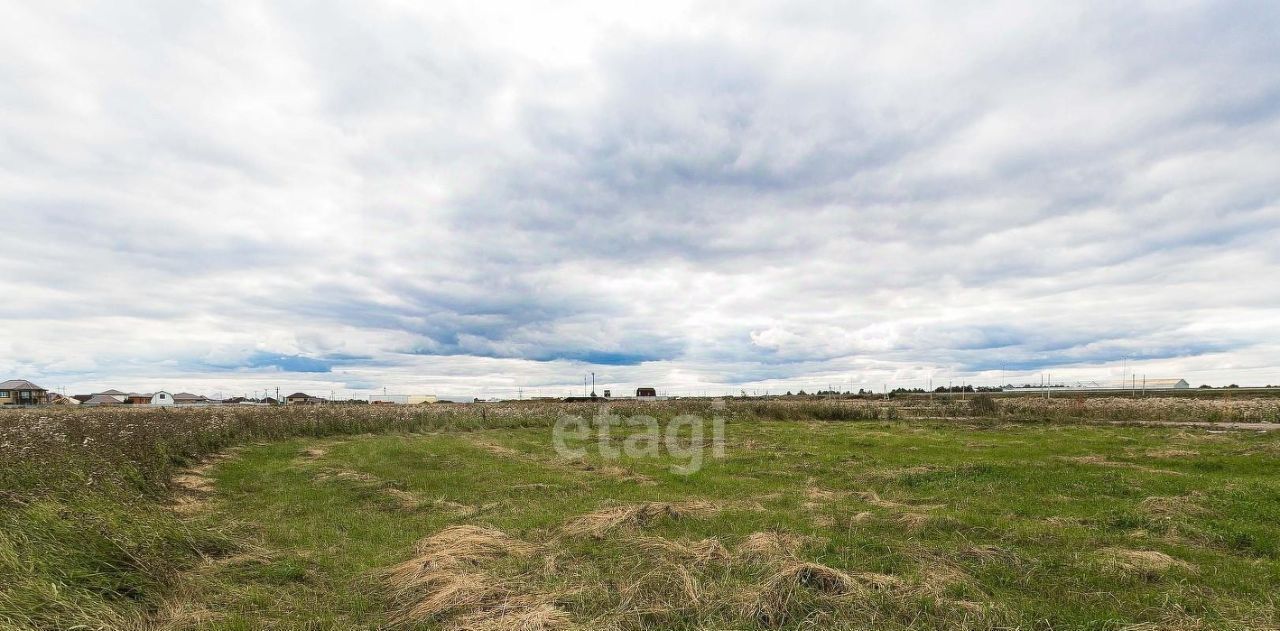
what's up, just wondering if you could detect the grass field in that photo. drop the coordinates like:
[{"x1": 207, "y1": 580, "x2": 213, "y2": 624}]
[{"x1": 3, "y1": 403, "x2": 1280, "y2": 629}]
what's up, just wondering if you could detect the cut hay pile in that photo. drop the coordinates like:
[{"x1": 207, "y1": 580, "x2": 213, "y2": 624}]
[
  {"x1": 1144, "y1": 448, "x2": 1200, "y2": 458},
  {"x1": 1098, "y1": 548, "x2": 1195, "y2": 579},
  {"x1": 1139, "y1": 494, "x2": 1206, "y2": 517},
  {"x1": 748, "y1": 562, "x2": 899, "y2": 627},
  {"x1": 386, "y1": 526, "x2": 567, "y2": 629},
  {"x1": 735, "y1": 531, "x2": 814, "y2": 563},
  {"x1": 562, "y1": 501, "x2": 721, "y2": 538},
  {"x1": 633, "y1": 536, "x2": 731, "y2": 566}
]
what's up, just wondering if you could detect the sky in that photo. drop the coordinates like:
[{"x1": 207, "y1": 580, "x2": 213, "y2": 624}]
[{"x1": 2, "y1": 1, "x2": 1279, "y2": 400}]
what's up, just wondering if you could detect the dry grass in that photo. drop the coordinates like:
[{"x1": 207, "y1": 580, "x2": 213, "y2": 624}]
[
  {"x1": 1145, "y1": 449, "x2": 1200, "y2": 458},
  {"x1": 386, "y1": 525, "x2": 562, "y2": 627},
  {"x1": 562, "y1": 501, "x2": 721, "y2": 538},
  {"x1": 1098, "y1": 548, "x2": 1195, "y2": 579},
  {"x1": 896, "y1": 512, "x2": 934, "y2": 531},
  {"x1": 735, "y1": 531, "x2": 815, "y2": 563},
  {"x1": 1139, "y1": 493, "x2": 1207, "y2": 517},
  {"x1": 959, "y1": 544, "x2": 1022, "y2": 567},
  {"x1": 748, "y1": 562, "x2": 900, "y2": 627},
  {"x1": 633, "y1": 536, "x2": 731, "y2": 566}
]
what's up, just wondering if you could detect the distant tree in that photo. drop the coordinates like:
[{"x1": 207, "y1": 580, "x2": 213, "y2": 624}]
[
  {"x1": 796, "y1": 389, "x2": 807, "y2": 396},
  {"x1": 1227, "y1": 384, "x2": 1240, "y2": 388},
  {"x1": 785, "y1": 390, "x2": 793, "y2": 396},
  {"x1": 1199, "y1": 384, "x2": 1212, "y2": 389}
]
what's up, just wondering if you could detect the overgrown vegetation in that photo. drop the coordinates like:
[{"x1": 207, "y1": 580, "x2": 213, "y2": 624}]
[{"x1": 2, "y1": 400, "x2": 1279, "y2": 629}]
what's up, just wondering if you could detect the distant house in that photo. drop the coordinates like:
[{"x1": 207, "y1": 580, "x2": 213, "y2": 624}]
[
  {"x1": 0, "y1": 380, "x2": 48, "y2": 406},
  {"x1": 151, "y1": 391, "x2": 175, "y2": 406},
  {"x1": 285, "y1": 392, "x2": 325, "y2": 405},
  {"x1": 172, "y1": 393, "x2": 208, "y2": 405},
  {"x1": 124, "y1": 393, "x2": 153, "y2": 405},
  {"x1": 636, "y1": 387, "x2": 657, "y2": 398},
  {"x1": 81, "y1": 394, "x2": 124, "y2": 407}
]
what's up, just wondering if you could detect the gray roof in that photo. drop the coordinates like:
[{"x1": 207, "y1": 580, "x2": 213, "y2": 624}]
[
  {"x1": 0, "y1": 379, "x2": 45, "y2": 391},
  {"x1": 172, "y1": 392, "x2": 206, "y2": 400},
  {"x1": 82, "y1": 394, "x2": 123, "y2": 405},
  {"x1": 97, "y1": 389, "x2": 127, "y2": 396}
]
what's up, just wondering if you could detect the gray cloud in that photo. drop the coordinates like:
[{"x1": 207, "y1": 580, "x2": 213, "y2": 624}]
[{"x1": 2, "y1": 1, "x2": 1279, "y2": 397}]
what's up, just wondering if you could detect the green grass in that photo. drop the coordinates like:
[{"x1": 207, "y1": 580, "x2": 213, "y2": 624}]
[{"x1": 159, "y1": 420, "x2": 1280, "y2": 630}]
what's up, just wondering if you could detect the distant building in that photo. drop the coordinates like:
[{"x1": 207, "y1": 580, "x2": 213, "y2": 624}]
[
  {"x1": 1141, "y1": 379, "x2": 1190, "y2": 389},
  {"x1": 0, "y1": 380, "x2": 48, "y2": 406},
  {"x1": 1004, "y1": 378, "x2": 1191, "y2": 392},
  {"x1": 151, "y1": 391, "x2": 175, "y2": 406},
  {"x1": 285, "y1": 392, "x2": 325, "y2": 405},
  {"x1": 369, "y1": 394, "x2": 438, "y2": 405},
  {"x1": 172, "y1": 392, "x2": 209, "y2": 405},
  {"x1": 47, "y1": 392, "x2": 79, "y2": 405},
  {"x1": 636, "y1": 387, "x2": 657, "y2": 398},
  {"x1": 81, "y1": 394, "x2": 124, "y2": 407}
]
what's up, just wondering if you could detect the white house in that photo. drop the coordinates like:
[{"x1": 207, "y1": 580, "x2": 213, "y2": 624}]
[{"x1": 151, "y1": 391, "x2": 175, "y2": 406}]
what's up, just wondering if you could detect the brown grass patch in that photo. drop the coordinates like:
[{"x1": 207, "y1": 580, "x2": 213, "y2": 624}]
[
  {"x1": 315, "y1": 468, "x2": 383, "y2": 485},
  {"x1": 619, "y1": 560, "x2": 703, "y2": 614},
  {"x1": 634, "y1": 536, "x2": 731, "y2": 566},
  {"x1": 805, "y1": 486, "x2": 849, "y2": 502},
  {"x1": 959, "y1": 545, "x2": 1022, "y2": 567},
  {"x1": 386, "y1": 526, "x2": 569, "y2": 628},
  {"x1": 170, "y1": 451, "x2": 239, "y2": 514},
  {"x1": 562, "y1": 501, "x2": 721, "y2": 538},
  {"x1": 736, "y1": 531, "x2": 815, "y2": 563},
  {"x1": 300, "y1": 446, "x2": 329, "y2": 460},
  {"x1": 558, "y1": 457, "x2": 656, "y2": 484},
  {"x1": 853, "y1": 490, "x2": 945, "y2": 511},
  {"x1": 896, "y1": 512, "x2": 934, "y2": 531},
  {"x1": 748, "y1": 562, "x2": 899, "y2": 627},
  {"x1": 1139, "y1": 494, "x2": 1206, "y2": 517},
  {"x1": 1097, "y1": 548, "x2": 1195, "y2": 579},
  {"x1": 471, "y1": 440, "x2": 522, "y2": 457},
  {"x1": 1145, "y1": 449, "x2": 1199, "y2": 459}
]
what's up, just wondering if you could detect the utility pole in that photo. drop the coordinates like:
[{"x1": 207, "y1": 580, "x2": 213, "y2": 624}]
[{"x1": 591, "y1": 372, "x2": 596, "y2": 397}]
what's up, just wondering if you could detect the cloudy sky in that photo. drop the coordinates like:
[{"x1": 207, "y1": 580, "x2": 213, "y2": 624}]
[{"x1": 2, "y1": 1, "x2": 1278, "y2": 399}]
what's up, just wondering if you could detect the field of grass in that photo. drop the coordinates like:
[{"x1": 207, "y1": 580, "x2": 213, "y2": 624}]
[{"x1": 3, "y1": 402, "x2": 1280, "y2": 629}]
